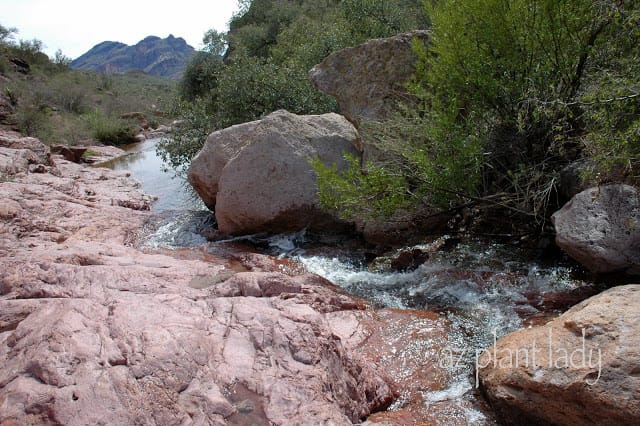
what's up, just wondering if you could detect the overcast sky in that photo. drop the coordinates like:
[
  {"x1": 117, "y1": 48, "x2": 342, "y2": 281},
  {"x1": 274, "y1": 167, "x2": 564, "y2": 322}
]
[{"x1": 1, "y1": 0, "x2": 240, "y2": 59}]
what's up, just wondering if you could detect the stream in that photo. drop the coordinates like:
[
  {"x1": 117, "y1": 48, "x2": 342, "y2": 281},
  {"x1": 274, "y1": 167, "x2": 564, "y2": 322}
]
[{"x1": 106, "y1": 138, "x2": 597, "y2": 424}]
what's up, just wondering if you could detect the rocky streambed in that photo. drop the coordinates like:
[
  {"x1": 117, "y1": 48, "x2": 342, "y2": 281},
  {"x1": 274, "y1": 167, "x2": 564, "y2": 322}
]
[{"x1": 4, "y1": 129, "x2": 637, "y2": 425}]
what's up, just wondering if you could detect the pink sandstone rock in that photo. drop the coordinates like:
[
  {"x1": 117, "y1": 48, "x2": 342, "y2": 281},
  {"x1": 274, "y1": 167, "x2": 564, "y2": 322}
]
[{"x1": 0, "y1": 131, "x2": 405, "y2": 425}]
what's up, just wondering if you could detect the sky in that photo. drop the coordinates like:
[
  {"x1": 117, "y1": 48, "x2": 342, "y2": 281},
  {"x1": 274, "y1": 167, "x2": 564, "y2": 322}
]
[{"x1": 1, "y1": 0, "x2": 240, "y2": 59}]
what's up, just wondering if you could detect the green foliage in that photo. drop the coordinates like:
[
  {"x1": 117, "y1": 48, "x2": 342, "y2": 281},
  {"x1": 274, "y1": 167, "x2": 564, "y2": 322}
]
[
  {"x1": 314, "y1": 104, "x2": 483, "y2": 220},
  {"x1": 157, "y1": 99, "x2": 214, "y2": 174},
  {"x1": 416, "y1": 0, "x2": 640, "y2": 212},
  {"x1": 179, "y1": 51, "x2": 225, "y2": 102},
  {"x1": 312, "y1": 154, "x2": 408, "y2": 219},
  {"x1": 269, "y1": 16, "x2": 353, "y2": 71},
  {"x1": 1, "y1": 21, "x2": 177, "y2": 149},
  {"x1": 15, "y1": 105, "x2": 48, "y2": 136},
  {"x1": 160, "y1": 0, "x2": 428, "y2": 173},
  {"x1": 217, "y1": 53, "x2": 336, "y2": 125},
  {"x1": 202, "y1": 29, "x2": 228, "y2": 56},
  {"x1": 579, "y1": 6, "x2": 640, "y2": 179},
  {"x1": 84, "y1": 110, "x2": 136, "y2": 145},
  {"x1": 316, "y1": 0, "x2": 639, "y2": 227},
  {"x1": 341, "y1": 0, "x2": 429, "y2": 40},
  {"x1": 1, "y1": 34, "x2": 175, "y2": 145}
]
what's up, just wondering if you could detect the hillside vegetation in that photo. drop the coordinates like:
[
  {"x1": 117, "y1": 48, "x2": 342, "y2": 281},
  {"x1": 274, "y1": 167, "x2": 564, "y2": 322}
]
[{"x1": 0, "y1": 23, "x2": 176, "y2": 146}]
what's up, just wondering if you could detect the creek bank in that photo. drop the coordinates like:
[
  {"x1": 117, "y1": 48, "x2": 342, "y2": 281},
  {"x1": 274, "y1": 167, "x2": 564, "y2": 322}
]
[{"x1": 179, "y1": 28, "x2": 640, "y2": 424}]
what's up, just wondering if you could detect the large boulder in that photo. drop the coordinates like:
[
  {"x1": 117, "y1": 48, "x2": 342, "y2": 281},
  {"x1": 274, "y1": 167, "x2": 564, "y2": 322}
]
[
  {"x1": 309, "y1": 31, "x2": 429, "y2": 127},
  {"x1": 478, "y1": 284, "x2": 640, "y2": 425},
  {"x1": 552, "y1": 184, "x2": 640, "y2": 274},
  {"x1": 188, "y1": 110, "x2": 361, "y2": 235},
  {"x1": 188, "y1": 120, "x2": 260, "y2": 210}
]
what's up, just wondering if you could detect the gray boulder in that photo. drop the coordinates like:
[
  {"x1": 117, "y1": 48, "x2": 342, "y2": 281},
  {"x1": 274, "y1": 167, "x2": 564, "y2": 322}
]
[
  {"x1": 552, "y1": 184, "x2": 640, "y2": 274},
  {"x1": 309, "y1": 32, "x2": 438, "y2": 244},
  {"x1": 188, "y1": 110, "x2": 361, "y2": 235}
]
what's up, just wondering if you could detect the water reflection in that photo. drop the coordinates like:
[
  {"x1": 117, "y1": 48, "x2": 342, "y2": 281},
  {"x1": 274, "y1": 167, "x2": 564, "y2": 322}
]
[{"x1": 103, "y1": 138, "x2": 204, "y2": 211}]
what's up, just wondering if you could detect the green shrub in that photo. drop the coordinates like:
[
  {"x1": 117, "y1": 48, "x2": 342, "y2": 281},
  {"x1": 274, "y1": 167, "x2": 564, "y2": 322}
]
[
  {"x1": 157, "y1": 99, "x2": 214, "y2": 174},
  {"x1": 15, "y1": 105, "x2": 48, "y2": 136},
  {"x1": 84, "y1": 111, "x2": 136, "y2": 145},
  {"x1": 315, "y1": 0, "x2": 640, "y2": 227},
  {"x1": 312, "y1": 153, "x2": 410, "y2": 220}
]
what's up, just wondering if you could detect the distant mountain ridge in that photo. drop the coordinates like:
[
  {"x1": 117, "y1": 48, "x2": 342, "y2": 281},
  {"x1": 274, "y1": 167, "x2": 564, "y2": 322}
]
[{"x1": 71, "y1": 35, "x2": 195, "y2": 80}]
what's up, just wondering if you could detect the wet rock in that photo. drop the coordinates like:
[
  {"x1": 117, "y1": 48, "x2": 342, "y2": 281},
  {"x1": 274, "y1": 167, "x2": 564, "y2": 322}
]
[
  {"x1": 310, "y1": 31, "x2": 429, "y2": 127},
  {"x1": 369, "y1": 238, "x2": 447, "y2": 272},
  {"x1": 189, "y1": 110, "x2": 361, "y2": 235},
  {"x1": 552, "y1": 184, "x2": 640, "y2": 274},
  {"x1": 146, "y1": 124, "x2": 172, "y2": 138},
  {"x1": 359, "y1": 209, "x2": 450, "y2": 248},
  {"x1": 331, "y1": 309, "x2": 493, "y2": 425},
  {"x1": 390, "y1": 248, "x2": 428, "y2": 272},
  {"x1": 478, "y1": 284, "x2": 640, "y2": 425},
  {"x1": 80, "y1": 144, "x2": 126, "y2": 165}
]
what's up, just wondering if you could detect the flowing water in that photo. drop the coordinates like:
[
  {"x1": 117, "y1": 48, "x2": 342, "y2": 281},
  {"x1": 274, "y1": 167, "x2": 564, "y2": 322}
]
[
  {"x1": 216, "y1": 232, "x2": 592, "y2": 424},
  {"x1": 106, "y1": 141, "x2": 596, "y2": 424}
]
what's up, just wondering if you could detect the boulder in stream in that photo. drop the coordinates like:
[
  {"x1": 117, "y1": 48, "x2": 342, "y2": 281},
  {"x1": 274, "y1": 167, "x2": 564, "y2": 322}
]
[
  {"x1": 478, "y1": 284, "x2": 640, "y2": 425},
  {"x1": 552, "y1": 184, "x2": 640, "y2": 274},
  {"x1": 188, "y1": 110, "x2": 361, "y2": 235}
]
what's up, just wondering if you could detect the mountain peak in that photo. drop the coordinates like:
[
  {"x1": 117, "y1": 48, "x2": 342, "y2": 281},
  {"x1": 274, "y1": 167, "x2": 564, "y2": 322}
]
[{"x1": 71, "y1": 35, "x2": 195, "y2": 80}]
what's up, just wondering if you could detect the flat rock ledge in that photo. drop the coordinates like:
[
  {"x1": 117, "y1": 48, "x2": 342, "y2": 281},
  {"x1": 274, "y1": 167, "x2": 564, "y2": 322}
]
[{"x1": 0, "y1": 131, "x2": 466, "y2": 424}]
